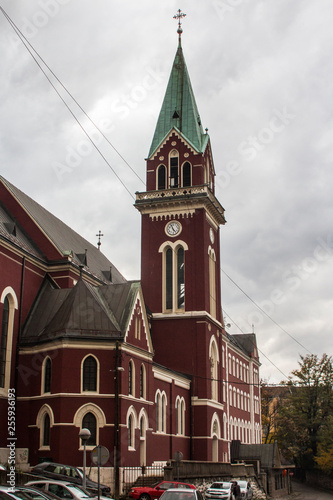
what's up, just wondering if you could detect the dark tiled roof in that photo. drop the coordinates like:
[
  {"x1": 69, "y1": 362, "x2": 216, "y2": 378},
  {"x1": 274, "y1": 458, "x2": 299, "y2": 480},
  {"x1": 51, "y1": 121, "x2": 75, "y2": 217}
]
[
  {"x1": 21, "y1": 279, "x2": 142, "y2": 345},
  {"x1": 0, "y1": 176, "x2": 126, "y2": 284},
  {"x1": 229, "y1": 333, "x2": 259, "y2": 359},
  {"x1": 0, "y1": 202, "x2": 45, "y2": 259}
]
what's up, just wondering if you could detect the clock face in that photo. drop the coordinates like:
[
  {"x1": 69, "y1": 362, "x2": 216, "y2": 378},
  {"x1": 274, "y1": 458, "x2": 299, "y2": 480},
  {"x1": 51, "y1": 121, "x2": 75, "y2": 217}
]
[
  {"x1": 209, "y1": 228, "x2": 215, "y2": 244},
  {"x1": 166, "y1": 221, "x2": 181, "y2": 236}
]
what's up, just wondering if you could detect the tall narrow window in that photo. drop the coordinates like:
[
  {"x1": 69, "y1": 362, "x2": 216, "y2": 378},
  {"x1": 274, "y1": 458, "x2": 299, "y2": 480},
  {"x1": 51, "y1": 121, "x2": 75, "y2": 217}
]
[
  {"x1": 166, "y1": 248, "x2": 173, "y2": 310},
  {"x1": 128, "y1": 414, "x2": 134, "y2": 448},
  {"x1": 43, "y1": 413, "x2": 50, "y2": 447},
  {"x1": 182, "y1": 162, "x2": 191, "y2": 187},
  {"x1": 156, "y1": 393, "x2": 160, "y2": 431},
  {"x1": 83, "y1": 356, "x2": 97, "y2": 391},
  {"x1": 140, "y1": 364, "x2": 146, "y2": 399},
  {"x1": 0, "y1": 297, "x2": 9, "y2": 388},
  {"x1": 129, "y1": 361, "x2": 133, "y2": 395},
  {"x1": 82, "y1": 412, "x2": 96, "y2": 446},
  {"x1": 162, "y1": 394, "x2": 166, "y2": 433},
  {"x1": 44, "y1": 358, "x2": 51, "y2": 393},
  {"x1": 157, "y1": 165, "x2": 166, "y2": 190},
  {"x1": 177, "y1": 247, "x2": 185, "y2": 309},
  {"x1": 169, "y1": 151, "x2": 179, "y2": 187},
  {"x1": 208, "y1": 248, "x2": 216, "y2": 318}
]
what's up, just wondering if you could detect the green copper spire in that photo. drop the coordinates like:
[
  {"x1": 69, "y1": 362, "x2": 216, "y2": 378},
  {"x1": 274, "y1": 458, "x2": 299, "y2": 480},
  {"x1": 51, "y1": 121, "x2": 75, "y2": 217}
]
[{"x1": 148, "y1": 13, "x2": 206, "y2": 157}]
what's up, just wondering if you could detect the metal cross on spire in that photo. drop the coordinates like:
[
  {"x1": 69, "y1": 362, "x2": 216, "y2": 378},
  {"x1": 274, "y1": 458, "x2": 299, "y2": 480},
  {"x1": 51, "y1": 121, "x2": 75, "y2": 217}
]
[
  {"x1": 96, "y1": 230, "x2": 104, "y2": 251},
  {"x1": 173, "y1": 9, "x2": 186, "y2": 44}
]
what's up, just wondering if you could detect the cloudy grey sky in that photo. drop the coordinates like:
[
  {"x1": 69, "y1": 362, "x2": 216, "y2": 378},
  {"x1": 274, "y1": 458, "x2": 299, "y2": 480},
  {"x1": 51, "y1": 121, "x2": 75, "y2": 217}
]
[{"x1": 1, "y1": 0, "x2": 332, "y2": 384}]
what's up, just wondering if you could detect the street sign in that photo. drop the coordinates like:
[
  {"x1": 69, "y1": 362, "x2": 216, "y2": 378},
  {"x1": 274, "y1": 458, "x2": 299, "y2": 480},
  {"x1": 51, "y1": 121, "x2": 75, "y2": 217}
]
[{"x1": 91, "y1": 445, "x2": 110, "y2": 466}]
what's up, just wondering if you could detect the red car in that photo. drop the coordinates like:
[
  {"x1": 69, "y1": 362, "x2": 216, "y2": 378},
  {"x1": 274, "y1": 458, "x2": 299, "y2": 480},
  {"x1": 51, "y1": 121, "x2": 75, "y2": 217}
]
[{"x1": 129, "y1": 481, "x2": 196, "y2": 500}]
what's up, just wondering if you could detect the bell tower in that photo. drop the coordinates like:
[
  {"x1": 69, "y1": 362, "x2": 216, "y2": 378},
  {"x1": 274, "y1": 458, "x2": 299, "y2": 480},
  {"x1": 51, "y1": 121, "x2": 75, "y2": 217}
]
[{"x1": 135, "y1": 11, "x2": 226, "y2": 374}]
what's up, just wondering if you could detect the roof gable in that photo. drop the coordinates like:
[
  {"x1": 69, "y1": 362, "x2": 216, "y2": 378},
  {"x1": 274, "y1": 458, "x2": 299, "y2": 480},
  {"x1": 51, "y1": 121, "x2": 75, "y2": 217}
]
[{"x1": 124, "y1": 286, "x2": 153, "y2": 354}]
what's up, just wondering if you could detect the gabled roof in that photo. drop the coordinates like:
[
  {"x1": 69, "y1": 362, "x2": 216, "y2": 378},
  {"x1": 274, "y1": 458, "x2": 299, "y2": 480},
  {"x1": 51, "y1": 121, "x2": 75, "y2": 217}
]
[
  {"x1": 0, "y1": 176, "x2": 126, "y2": 284},
  {"x1": 228, "y1": 333, "x2": 260, "y2": 361},
  {"x1": 21, "y1": 278, "x2": 144, "y2": 345},
  {"x1": 148, "y1": 42, "x2": 207, "y2": 157}
]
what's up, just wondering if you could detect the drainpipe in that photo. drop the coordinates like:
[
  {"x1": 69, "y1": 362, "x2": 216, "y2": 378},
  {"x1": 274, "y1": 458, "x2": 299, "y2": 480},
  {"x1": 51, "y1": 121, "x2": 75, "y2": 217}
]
[{"x1": 114, "y1": 341, "x2": 120, "y2": 500}]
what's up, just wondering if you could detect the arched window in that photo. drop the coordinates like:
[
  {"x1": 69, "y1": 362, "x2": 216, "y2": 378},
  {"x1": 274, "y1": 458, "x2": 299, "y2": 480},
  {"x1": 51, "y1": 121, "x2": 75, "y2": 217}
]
[
  {"x1": 157, "y1": 165, "x2": 166, "y2": 190},
  {"x1": 182, "y1": 162, "x2": 191, "y2": 187},
  {"x1": 43, "y1": 413, "x2": 50, "y2": 447},
  {"x1": 161, "y1": 242, "x2": 188, "y2": 312},
  {"x1": 156, "y1": 392, "x2": 160, "y2": 431},
  {"x1": 176, "y1": 397, "x2": 185, "y2": 435},
  {"x1": 82, "y1": 412, "x2": 96, "y2": 446},
  {"x1": 129, "y1": 360, "x2": 135, "y2": 396},
  {"x1": 208, "y1": 247, "x2": 216, "y2": 318},
  {"x1": 0, "y1": 297, "x2": 9, "y2": 388},
  {"x1": 82, "y1": 356, "x2": 97, "y2": 392},
  {"x1": 37, "y1": 405, "x2": 54, "y2": 450},
  {"x1": 43, "y1": 357, "x2": 52, "y2": 393},
  {"x1": 169, "y1": 150, "x2": 179, "y2": 188},
  {"x1": 155, "y1": 390, "x2": 167, "y2": 433},
  {"x1": 177, "y1": 247, "x2": 185, "y2": 309},
  {"x1": 166, "y1": 248, "x2": 173, "y2": 310},
  {"x1": 161, "y1": 393, "x2": 167, "y2": 433},
  {"x1": 128, "y1": 414, "x2": 134, "y2": 448},
  {"x1": 210, "y1": 339, "x2": 219, "y2": 401},
  {"x1": 140, "y1": 364, "x2": 146, "y2": 399}
]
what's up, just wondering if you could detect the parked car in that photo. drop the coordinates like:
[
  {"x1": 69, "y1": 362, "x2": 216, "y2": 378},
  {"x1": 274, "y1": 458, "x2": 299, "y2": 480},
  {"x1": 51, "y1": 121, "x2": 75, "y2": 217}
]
[
  {"x1": 160, "y1": 489, "x2": 203, "y2": 500},
  {"x1": 30, "y1": 463, "x2": 110, "y2": 496},
  {"x1": 14, "y1": 486, "x2": 59, "y2": 500},
  {"x1": 0, "y1": 487, "x2": 32, "y2": 500},
  {"x1": 25, "y1": 481, "x2": 110, "y2": 500},
  {"x1": 205, "y1": 482, "x2": 232, "y2": 500},
  {"x1": 235, "y1": 482, "x2": 253, "y2": 500},
  {"x1": 129, "y1": 482, "x2": 196, "y2": 500}
]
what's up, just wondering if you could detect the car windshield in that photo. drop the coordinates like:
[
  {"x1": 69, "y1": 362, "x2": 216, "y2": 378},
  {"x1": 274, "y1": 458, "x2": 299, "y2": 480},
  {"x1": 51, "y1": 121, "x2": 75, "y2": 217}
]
[
  {"x1": 237, "y1": 483, "x2": 247, "y2": 488},
  {"x1": 210, "y1": 484, "x2": 230, "y2": 489}
]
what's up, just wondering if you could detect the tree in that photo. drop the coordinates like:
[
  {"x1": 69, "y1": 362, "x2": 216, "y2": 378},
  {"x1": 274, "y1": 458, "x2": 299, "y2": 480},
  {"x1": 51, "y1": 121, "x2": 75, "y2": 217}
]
[
  {"x1": 315, "y1": 415, "x2": 333, "y2": 474},
  {"x1": 275, "y1": 353, "x2": 333, "y2": 469}
]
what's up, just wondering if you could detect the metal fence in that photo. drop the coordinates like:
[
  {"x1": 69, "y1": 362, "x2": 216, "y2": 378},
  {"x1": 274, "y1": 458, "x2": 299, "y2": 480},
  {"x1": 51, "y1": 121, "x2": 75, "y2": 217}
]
[{"x1": 121, "y1": 464, "x2": 165, "y2": 495}]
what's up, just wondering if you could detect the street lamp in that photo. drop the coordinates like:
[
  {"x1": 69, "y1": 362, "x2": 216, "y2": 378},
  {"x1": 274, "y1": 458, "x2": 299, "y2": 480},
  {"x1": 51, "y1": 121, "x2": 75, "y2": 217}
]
[{"x1": 79, "y1": 428, "x2": 91, "y2": 490}]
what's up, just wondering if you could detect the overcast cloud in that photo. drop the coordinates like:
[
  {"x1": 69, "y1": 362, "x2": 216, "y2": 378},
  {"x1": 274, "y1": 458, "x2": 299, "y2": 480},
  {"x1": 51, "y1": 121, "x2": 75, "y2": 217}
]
[{"x1": 0, "y1": 0, "x2": 332, "y2": 384}]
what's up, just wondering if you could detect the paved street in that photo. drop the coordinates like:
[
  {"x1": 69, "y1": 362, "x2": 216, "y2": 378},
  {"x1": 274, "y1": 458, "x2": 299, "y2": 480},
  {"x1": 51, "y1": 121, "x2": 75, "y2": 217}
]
[{"x1": 287, "y1": 481, "x2": 333, "y2": 500}]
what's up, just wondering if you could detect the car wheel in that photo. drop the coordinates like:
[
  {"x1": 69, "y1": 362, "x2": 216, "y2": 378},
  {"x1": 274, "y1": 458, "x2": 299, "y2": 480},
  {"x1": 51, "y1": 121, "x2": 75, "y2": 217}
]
[{"x1": 139, "y1": 495, "x2": 151, "y2": 500}]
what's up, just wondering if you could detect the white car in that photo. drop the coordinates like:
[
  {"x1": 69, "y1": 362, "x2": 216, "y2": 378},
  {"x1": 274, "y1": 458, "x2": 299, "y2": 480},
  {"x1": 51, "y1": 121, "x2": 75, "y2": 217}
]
[
  {"x1": 205, "y1": 482, "x2": 232, "y2": 500},
  {"x1": 236, "y1": 482, "x2": 253, "y2": 500},
  {"x1": 25, "y1": 481, "x2": 111, "y2": 500}
]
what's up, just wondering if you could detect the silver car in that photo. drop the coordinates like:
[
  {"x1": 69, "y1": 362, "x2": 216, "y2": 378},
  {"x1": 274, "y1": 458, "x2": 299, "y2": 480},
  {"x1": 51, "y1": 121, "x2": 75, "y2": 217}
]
[
  {"x1": 25, "y1": 481, "x2": 110, "y2": 500},
  {"x1": 205, "y1": 483, "x2": 232, "y2": 500}
]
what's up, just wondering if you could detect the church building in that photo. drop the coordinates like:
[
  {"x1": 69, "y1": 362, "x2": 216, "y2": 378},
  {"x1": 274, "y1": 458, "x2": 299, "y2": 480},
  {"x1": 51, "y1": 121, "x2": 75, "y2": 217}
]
[{"x1": 0, "y1": 19, "x2": 261, "y2": 471}]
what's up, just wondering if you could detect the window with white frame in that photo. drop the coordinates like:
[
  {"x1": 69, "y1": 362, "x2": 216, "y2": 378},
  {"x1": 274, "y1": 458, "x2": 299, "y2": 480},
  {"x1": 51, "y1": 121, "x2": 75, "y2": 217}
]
[
  {"x1": 208, "y1": 247, "x2": 216, "y2": 318},
  {"x1": 82, "y1": 355, "x2": 98, "y2": 392},
  {"x1": 0, "y1": 289, "x2": 17, "y2": 391},
  {"x1": 160, "y1": 241, "x2": 188, "y2": 312},
  {"x1": 169, "y1": 150, "x2": 179, "y2": 187},
  {"x1": 176, "y1": 396, "x2": 185, "y2": 435}
]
